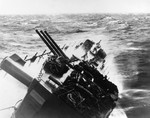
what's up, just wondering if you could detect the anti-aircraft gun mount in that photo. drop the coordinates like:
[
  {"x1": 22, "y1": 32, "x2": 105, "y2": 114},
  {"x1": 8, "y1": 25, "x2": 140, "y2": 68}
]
[
  {"x1": 35, "y1": 30, "x2": 119, "y2": 118},
  {"x1": 0, "y1": 30, "x2": 118, "y2": 118}
]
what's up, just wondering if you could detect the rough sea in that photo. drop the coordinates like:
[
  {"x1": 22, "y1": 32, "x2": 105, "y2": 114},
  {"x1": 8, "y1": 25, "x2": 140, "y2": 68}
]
[{"x1": 0, "y1": 14, "x2": 150, "y2": 118}]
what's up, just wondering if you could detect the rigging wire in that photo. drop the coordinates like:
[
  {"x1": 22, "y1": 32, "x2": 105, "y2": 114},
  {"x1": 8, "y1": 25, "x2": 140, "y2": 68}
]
[{"x1": 0, "y1": 99, "x2": 23, "y2": 112}]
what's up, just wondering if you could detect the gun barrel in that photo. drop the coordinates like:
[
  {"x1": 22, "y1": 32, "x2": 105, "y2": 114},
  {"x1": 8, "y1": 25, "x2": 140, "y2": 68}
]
[
  {"x1": 40, "y1": 30, "x2": 61, "y2": 57},
  {"x1": 44, "y1": 31, "x2": 69, "y2": 59},
  {"x1": 35, "y1": 30, "x2": 58, "y2": 56}
]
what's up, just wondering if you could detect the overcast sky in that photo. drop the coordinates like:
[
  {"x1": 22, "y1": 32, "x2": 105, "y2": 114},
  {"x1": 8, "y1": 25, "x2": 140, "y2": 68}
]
[{"x1": 0, "y1": 0, "x2": 150, "y2": 15}]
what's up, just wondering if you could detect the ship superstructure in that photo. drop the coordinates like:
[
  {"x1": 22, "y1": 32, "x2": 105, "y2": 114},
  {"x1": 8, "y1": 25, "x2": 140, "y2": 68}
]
[{"x1": 0, "y1": 30, "x2": 118, "y2": 118}]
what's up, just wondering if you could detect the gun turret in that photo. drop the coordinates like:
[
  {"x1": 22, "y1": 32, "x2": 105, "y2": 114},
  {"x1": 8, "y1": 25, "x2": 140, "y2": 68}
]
[{"x1": 35, "y1": 30, "x2": 118, "y2": 118}]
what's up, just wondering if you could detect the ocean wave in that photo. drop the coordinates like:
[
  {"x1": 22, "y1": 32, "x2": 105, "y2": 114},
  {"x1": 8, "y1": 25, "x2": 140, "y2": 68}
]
[
  {"x1": 0, "y1": 45, "x2": 7, "y2": 50},
  {"x1": 105, "y1": 20, "x2": 131, "y2": 32}
]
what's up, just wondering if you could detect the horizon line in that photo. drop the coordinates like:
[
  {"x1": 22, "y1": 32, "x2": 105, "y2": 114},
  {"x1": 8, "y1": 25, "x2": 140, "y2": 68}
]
[{"x1": 0, "y1": 12, "x2": 150, "y2": 16}]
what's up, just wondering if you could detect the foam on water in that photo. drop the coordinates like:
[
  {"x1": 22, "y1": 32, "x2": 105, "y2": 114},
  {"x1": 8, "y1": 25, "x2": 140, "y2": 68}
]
[
  {"x1": 102, "y1": 52, "x2": 127, "y2": 118},
  {"x1": 109, "y1": 105, "x2": 128, "y2": 118}
]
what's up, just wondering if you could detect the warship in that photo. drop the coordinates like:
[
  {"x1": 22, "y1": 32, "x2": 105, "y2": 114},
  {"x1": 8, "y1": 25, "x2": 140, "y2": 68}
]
[{"x1": 0, "y1": 30, "x2": 118, "y2": 118}]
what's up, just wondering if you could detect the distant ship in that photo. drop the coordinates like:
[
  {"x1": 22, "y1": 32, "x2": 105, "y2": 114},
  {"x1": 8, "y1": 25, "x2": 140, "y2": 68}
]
[{"x1": 0, "y1": 30, "x2": 118, "y2": 118}]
